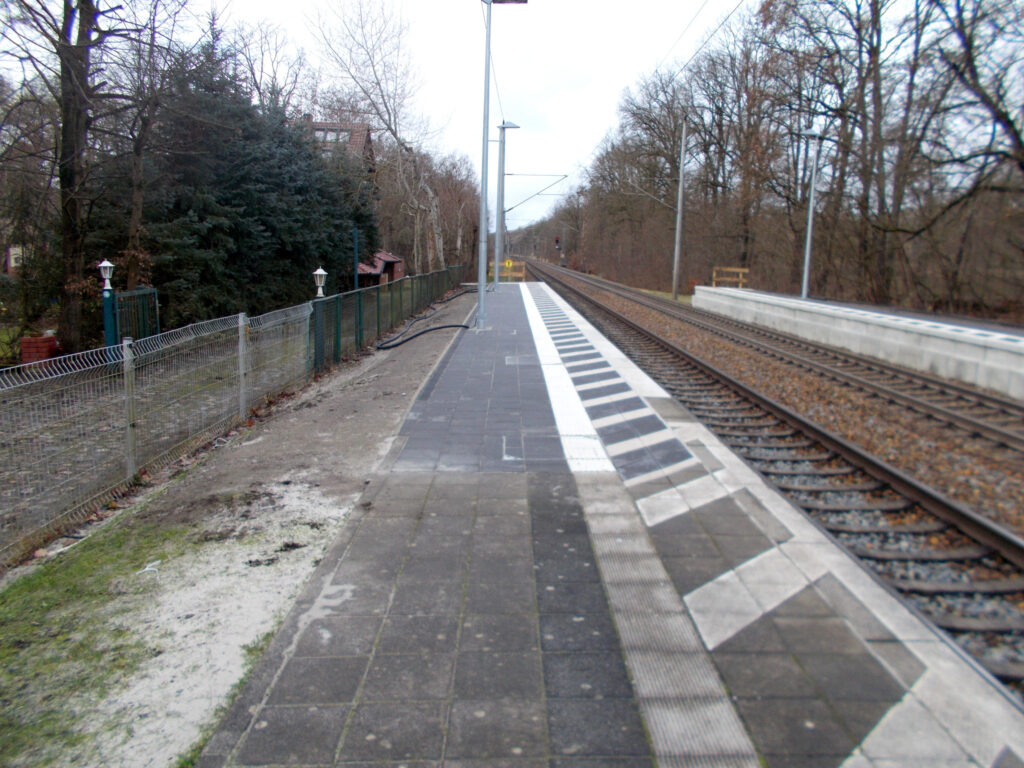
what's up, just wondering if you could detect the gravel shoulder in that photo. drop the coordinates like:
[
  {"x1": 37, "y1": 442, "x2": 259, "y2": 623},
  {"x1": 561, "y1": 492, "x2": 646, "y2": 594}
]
[{"x1": 1, "y1": 293, "x2": 475, "y2": 768}]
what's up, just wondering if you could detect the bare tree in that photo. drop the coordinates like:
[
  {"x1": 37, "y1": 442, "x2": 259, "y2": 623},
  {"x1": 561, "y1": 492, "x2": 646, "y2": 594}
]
[
  {"x1": 2, "y1": 0, "x2": 133, "y2": 350},
  {"x1": 105, "y1": 0, "x2": 190, "y2": 289},
  {"x1": 429, "y1": 152, "x2": 479, "y2": 267},
  {"x1": 928, "y1": 0, "x2": 1024, "y2": 183},
  {"x1": 236, "y1": 21, "x2": 313, "y2": 115},
  {"x1": 0, "y1": 74, "x2": 60, "y2": 328},
  {"x1": 757, "y1": 0, "x2": 959, "y2": 302},
  {"x1": 318, "y1": 0, "x2": 445, "y2": 273}
]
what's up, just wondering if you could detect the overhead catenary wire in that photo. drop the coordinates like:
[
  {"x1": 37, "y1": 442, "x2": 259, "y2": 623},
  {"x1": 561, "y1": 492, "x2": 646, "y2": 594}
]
[
  {"x1": 653, "y1": 0, "x2": 715, "y2": 73},
  {"x1": 577, "y1": 0, "x2": 751, "y2": 204},
  {"x1": 670, "y1": 0, "x2": 749, "y2": 79}
]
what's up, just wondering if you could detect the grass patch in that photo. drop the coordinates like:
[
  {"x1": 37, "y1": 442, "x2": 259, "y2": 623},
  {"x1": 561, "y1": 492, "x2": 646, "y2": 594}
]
[
  {"x1": 0, "y1": 513, "x2": 192, "y2": 767},
  {"x1": 242, "y1": 629, "x2": 276, "y2": 666}
]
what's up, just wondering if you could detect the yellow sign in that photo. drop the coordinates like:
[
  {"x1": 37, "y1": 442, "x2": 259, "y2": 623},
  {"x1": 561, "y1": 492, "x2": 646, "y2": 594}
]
[{"x1": 505, "y1": 260, "x2": 513, "y2": 268}]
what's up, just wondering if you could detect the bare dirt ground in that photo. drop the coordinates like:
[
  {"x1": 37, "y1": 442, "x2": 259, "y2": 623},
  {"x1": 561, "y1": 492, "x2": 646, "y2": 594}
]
[{"x1": 5, "y1": 293, "x2": 475, "y2": 768}]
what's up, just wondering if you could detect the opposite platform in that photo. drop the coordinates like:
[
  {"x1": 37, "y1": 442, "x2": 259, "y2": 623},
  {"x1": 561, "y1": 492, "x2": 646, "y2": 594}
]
[
  {"x1": 198, "y1": 283, "x2": 1024, "y2": 768},
  {"x1": 693, "y1": 285, "x2": 1024, "y2": 399}
]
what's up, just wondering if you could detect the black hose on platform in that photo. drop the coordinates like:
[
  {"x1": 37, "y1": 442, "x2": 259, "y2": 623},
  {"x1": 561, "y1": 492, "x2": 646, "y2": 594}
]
[
  {"x1": 438, "y1": 287, "x2": 477, "y2": 302},
  {"x1": 374, "y1": 286, "x2": 475, "y2": 349},
  {"x1": 376, "y1": 323, "x2": 468, "y2": 349}
]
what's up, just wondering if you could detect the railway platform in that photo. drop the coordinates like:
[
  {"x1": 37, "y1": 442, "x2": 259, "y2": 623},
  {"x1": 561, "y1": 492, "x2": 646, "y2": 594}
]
[
  {"x1": 692, "y1": 286, "x2": 1024, "y2": 399},
  {"x1": 198, "y1": 282, "x2": 1024, "y2": 768}
]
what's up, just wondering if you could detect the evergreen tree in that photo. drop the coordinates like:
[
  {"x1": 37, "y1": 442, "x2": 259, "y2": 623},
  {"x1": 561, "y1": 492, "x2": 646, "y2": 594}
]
[{"x1": 136, "y1": 28, "x2": 377, "y2": 328}]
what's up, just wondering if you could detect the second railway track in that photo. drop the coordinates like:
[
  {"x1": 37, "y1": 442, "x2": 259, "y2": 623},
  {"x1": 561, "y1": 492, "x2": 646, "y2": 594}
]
[
  {"x1": 546, "y1": 265, "x2": 1024, "y2": 454},
  {"x1": 528, "y1": 261, "x2": 1024, "y2": 699}
]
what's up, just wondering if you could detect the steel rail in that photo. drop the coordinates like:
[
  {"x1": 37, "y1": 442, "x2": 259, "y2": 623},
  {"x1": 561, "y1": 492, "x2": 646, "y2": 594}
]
[
  {"x1": 537, "y1": 263, "x2": 1024, "y2": 453},
  {"x1": 529, "y1": 262, "x2": 1024, "y2": 573},
  {"x1": 557, "y1": 265, "x2": 1024, "y2": 411}
]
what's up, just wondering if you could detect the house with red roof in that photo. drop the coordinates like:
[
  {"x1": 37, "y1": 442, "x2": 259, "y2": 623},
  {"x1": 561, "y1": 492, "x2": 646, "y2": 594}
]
[
  {"x1": 300, "y1": 117, "x2": 375, "y2": 173},
  {"x1": 358, "y1": 251, "x2": 405, "y2": 285}
]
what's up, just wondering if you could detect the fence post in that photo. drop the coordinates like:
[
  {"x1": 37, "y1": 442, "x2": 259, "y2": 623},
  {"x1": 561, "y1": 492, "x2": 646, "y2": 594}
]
[
  {"x1": 376, "y1": 285, "x2": 382, "y2": 341},
  {"x1": 355, "y1": 290, "x2": 364, "y2": 349},
  {"x1": 387, "y1": 282, "x2": 395, "y2": 331},
  {"x1": 123, "y1": 337, "x2": 137, "y2": 479},
  {"x1": 394, "y1": 281, "x2": 401, "y2": 328},
  {"x1": 237, "y1": 313, "x2": 248, "y2": 419},
  {"x1": 313, "y1": 298, "x2": 325, "y2": 372},
  {"x1": 333, "y1": 295, "x2": 342, "y2": 364},
  {"x1": 103, "y1": 287, "x2": 118, "y2": 347}
]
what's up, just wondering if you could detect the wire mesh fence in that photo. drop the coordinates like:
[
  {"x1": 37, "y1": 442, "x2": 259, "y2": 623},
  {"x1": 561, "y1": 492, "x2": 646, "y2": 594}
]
[{"x1": 0, "y1": 267, "x2": 464, "y2": 567}]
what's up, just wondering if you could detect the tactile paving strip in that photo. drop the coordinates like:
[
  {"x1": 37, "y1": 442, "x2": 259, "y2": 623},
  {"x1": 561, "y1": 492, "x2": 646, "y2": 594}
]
[
  {"x1": 521, "y1": 281, "x2": 1024, "y2": 767},
  {"x1": 525, "y1": 283, "x2": 699, "y2": 483}
]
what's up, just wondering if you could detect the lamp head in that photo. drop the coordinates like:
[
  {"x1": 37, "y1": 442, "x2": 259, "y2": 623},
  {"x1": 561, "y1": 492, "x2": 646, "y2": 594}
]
[{"x1": 98, "y1": 259, "x2": 114, "y2": 291}]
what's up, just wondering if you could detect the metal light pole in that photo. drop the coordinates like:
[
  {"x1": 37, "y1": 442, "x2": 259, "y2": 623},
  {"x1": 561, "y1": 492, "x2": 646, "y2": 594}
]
[
  {"x1": 671, "y1": 119, "x2": 687, "y2": 301},
  {"x1": 801, "y1": 132, "x2": 824, "y2": 299},
  {"x1": 99, "y1": 259, "x2": 117, "y2": 347},
  {"x1": 476, "y1": 0, "x2": 526, "y2": 329},
  {"x1": 494, "y1": 120, "x2": 519, "y2": 286}
]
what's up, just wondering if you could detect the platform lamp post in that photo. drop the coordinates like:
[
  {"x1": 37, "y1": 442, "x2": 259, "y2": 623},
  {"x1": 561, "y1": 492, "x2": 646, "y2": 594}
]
[
  {"x1": 800, "y1": 131, "x2": 825, "y2": 299},
  {"x1": 99, "y1": 259, "x2": 117, "y2": 348},
  {"x1": 312, "y1": 267, "x2": 328, "y2": 373},
  {"x1": 476, "y1": 0, "x2": 527, "y2": 330},
  {"x1": 494, "y1": 120, "x2": 519, "y2": 286},
  {"x1": 313, "y1": 267, "x2": 327, "y2": 298}
]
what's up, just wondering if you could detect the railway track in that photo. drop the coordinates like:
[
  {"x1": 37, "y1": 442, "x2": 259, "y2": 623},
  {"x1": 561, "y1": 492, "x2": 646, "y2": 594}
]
[
  {"x1": 529, "y1": 261, "x2": 1024, "y2": 694},
  {"x1": 541, "y1": 265, "x2": 1024, "y2": 455}
]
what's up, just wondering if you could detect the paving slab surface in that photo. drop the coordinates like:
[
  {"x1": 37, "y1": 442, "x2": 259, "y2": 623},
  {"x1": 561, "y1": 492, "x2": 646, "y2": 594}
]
[{"x1": 198, "y1": 283, "x2": 1024, "y2": 768}]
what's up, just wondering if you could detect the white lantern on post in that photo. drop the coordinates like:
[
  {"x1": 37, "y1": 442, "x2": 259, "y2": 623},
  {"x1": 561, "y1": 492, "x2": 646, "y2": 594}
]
[
  {"x1": 313, "y1": 267, "x2": 327, "y2": 298},
  {"x1": 98, "y1": 259, "x2": 114, "y2": 292}
]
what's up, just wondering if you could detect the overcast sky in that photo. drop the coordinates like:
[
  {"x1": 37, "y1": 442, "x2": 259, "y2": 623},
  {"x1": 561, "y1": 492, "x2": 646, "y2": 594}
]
[{"x1": 216, "y1": 0, "x2": 750, "y2": 228}]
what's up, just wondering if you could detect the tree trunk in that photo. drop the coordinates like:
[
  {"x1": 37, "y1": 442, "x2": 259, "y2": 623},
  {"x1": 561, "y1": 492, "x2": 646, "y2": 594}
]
[
  {"x1": 412, "y1": 207, "x2": 422, "y2": 274},
  {"x1": 125, "y1": 115, "x2": 150, "y2": 290},
  {"x1": 57, "y1": 0, "x2": 99, "y2": 353},
  {"x1": 424, "y1": 184, "x2": 445, "y2": 270},
  {"x1": 455, "y1": 201, "x2": 465, "y2": 264},
  {"x1": 125, "y1": 93, "x2": 158, "y2": 291}
]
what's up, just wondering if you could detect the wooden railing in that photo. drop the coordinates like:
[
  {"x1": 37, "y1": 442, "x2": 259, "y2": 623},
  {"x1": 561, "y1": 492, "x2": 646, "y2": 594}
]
[{"x1": 712, "y1": 266, "x2": 750, "y2": 288}]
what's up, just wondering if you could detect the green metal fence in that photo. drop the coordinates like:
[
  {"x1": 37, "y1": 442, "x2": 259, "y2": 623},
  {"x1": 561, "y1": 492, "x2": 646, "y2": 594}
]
[
  {"x1": 116, "y1": 287, "x2": 161, "y2": 341},
  {"x1": 309, "y1": 268, "x2": 464, "y2": 374},
  {"x1": 0, "y1": 266, "x2": 464, "y2": 568}
]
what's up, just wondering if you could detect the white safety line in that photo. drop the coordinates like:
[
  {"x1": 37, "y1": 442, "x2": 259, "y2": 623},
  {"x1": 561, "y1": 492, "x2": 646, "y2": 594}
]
[
  {"x1": 539, "y1": 286, "x2": 672, "y2": 399},
  {"x1": 520, "y1": 283, "x2": 615, "y2": 472}
]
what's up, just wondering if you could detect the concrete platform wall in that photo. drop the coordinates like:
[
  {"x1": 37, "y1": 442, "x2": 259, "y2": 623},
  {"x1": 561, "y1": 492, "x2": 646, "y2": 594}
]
[{"x1": 692, "y1": 287, "x2": 1024, "y2": 400}]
